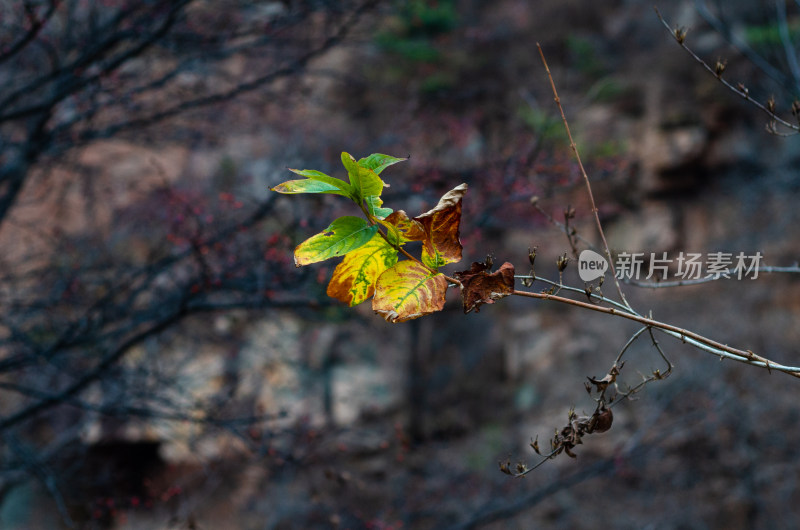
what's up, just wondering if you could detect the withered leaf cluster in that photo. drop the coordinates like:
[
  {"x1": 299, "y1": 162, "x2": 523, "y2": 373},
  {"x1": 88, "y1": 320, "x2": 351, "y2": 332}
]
[
  {"x1": 531, "y1": 405, "x2": 614, "y2": 460},
  {"x1": 454, "y1": 261, "x2": 515, "y2": 314}
]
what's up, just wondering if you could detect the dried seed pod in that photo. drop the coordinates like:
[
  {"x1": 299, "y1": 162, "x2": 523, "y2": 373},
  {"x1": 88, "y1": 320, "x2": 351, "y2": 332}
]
[{"x1": 589, "y1": 406, "x2": 613, "y2": 434}]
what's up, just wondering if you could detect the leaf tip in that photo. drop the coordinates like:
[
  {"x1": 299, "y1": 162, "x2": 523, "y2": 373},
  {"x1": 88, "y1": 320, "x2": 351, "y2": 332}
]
[{"x1": 375, "y1": 309, "x2": 401, "y2": 323}]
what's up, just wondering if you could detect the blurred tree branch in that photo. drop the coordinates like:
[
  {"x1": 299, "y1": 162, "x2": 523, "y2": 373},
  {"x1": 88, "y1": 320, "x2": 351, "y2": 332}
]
[
  {"x1": 0, "y1": 0, "x2": 378, "y2": 226},
  {"x1": 0, "y1": 0, "x2": 377, "y2": 522}
]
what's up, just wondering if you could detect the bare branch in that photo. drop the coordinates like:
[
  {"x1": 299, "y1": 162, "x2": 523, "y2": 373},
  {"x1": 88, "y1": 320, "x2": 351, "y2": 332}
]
[
  {"x1": 655, "y1": 6, "x2": 799, "y2": 134},
  {"x1": 511, "y1": 288, "x2": 800, "y2": 377},
  {"x1": 536, "y1": 44, "x2": 634, "y2": 309},
  {"x1": 0, "y1": 0, "x2": 61, "y2": 65},
  {"x1": 78, "y1": 0, "x2": 379, "y2": 143},
  {"x1": 695, "y1": 0, "x2": 799, "y2": 94}
]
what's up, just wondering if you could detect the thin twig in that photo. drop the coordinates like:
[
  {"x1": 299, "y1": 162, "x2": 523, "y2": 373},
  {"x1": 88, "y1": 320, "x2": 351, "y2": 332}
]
[
  {"x1": 694, "y1": 0, "x2": 797, "y2": 95},
  {"x1": 515, "y1": 274, "x2": 636, "y2": 314},
  {"x1": 655, "y1": 6, "x2": 799, "y2": 134},
  {"x1": 615, "y1": 326, "x2": 649, "y2": 364},
  {"x1": 536, "y1": 44, "x2": 634, "y2": 309},
  {"x1": 608, "y1": 325, "x2": 674, "y2": 403},
  {"x1": 531, "y1": 201, "x2": 597, "y2": 250},
  {"x1": 648, "y1": 326, "x2": 673, "y2": 377}
]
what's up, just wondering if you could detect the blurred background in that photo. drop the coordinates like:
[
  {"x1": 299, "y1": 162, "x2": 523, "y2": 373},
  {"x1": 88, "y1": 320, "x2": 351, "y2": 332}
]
[{"x1": 1, "y1": 0, "x2": 799, "y2": 528}]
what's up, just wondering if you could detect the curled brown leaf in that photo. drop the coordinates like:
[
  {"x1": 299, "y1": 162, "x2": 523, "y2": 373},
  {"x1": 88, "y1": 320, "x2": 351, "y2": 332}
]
[
  {"x1": 454, "y1": 261, "x2": 515, "y2": 314},
  {"x1": 414, "y1": 183, "x2": 467, "y2": 267}
]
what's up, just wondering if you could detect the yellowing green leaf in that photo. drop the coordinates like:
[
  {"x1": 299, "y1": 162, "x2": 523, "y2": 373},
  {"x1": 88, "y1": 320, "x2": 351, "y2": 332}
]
[
  {"x1": 415, "y1": 183, "x2": 467, "y2": 268},
  {"x1": 421, "y1": 249, "x2": 447, "y2": 269},
  {"x1": 294, "y1": 216, "x2": 377, "y2": 266},
  {"x1": 271, "y1": 179, "x2": 344, "y2": 194},
  {"x1": 272, "y1": 168, "x2": 353, "y2": 197},
  {"x1": 342, "y1": 152, "x2": 386, "y2": 200},
  {"x1": 358, "y1": 153, "x2": 407, "y2": 175},
  {"x1": 365, "y1": 195, "x2": 393, "y2": 219},
  {"x1": 372, "y1": 261, "x2": 448, "y2": 322},
  {"x1": 326, "y1": 233, "x2": 398, "y2": 306}
]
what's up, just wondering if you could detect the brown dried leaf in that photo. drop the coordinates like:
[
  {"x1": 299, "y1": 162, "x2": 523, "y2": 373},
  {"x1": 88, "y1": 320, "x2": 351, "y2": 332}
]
[
  {"x1": 414, "y1": 183, "x2": 467, "y2": 268},
  {"x1": 454, "y1": 261, "x2": 515, "y2": 314},
  {"x1": 586, "y1": 363, "x2": 621, "y2": 392},
  {"x1": 588, "y1": 406, "x2": 613, "y2": 434}
]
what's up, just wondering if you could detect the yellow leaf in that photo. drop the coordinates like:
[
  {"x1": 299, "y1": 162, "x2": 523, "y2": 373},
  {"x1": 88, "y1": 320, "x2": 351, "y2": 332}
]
[
  {"x1": 372, "y1": 261, "x2": 448, "y2": 323},
  {"x1": 326, "y1": 234, "x2": 398, "y2": 306}
]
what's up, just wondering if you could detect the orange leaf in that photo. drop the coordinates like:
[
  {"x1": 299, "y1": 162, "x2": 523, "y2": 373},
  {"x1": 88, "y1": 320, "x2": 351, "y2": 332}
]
[{"x1": 454, "y1": 261, "x2": 515, "y2": 313}]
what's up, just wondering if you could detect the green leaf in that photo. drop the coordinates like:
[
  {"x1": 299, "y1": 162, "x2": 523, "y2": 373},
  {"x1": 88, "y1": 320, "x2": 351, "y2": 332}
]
[
  {"x1": 326, "y1": 233, "x2": 398, "y2": 306},
  {"x1": 372, "y1": 261, "x2": 448, "y2": 322},
  {"x1": 365, "y1": 196, "x2": 393, "y2": 220},
  {"x1": 341, "y1": 152, "x2": 386, "y2": 200},
  {"x1": 270, "y1": 179, "x2": 345, "y2": 195},
  {"x1": 294, "y1": 216, "x2": 377, "y2": 266},
  {"x1": 281, "y1": 168, "x2": 354, "y2": 197},
  {"x1": 357, "y1": 153, "x2": 407, "y2": 175}
]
